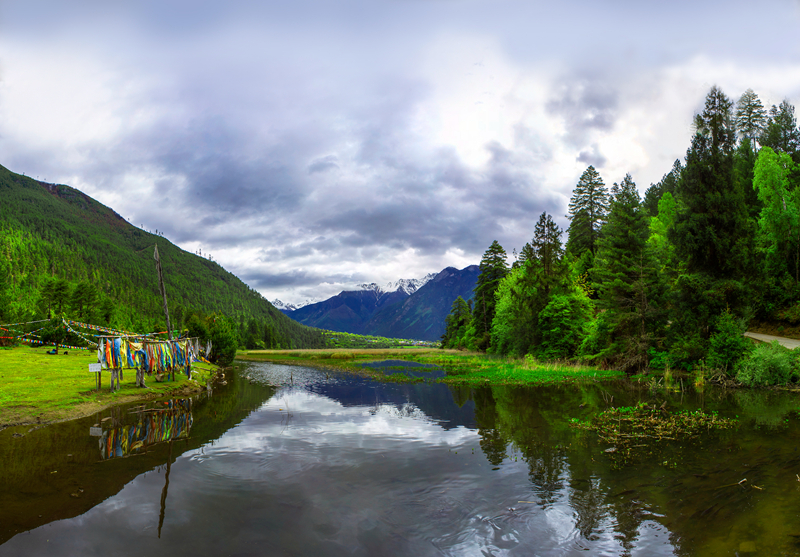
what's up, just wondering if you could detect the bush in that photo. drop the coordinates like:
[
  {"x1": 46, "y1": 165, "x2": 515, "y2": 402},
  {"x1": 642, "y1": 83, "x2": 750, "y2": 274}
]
[
  {"x1": 707, "y1": 312, "x2": 751, "y2": 373},
  {"x1": 735, "y1": 341, "x2": 797, "y2": 387}
]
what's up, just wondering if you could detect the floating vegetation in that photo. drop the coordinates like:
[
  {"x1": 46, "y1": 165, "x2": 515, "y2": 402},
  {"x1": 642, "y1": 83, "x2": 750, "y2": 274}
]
[{"x1": 571, "y1": 402, "x2": 739, "y2": 467}]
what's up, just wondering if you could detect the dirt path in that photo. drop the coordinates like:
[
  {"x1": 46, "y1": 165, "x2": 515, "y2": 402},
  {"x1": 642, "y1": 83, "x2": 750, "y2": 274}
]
[{"x1": 744, "y1": 331, "x2": 800, "y2": 349}]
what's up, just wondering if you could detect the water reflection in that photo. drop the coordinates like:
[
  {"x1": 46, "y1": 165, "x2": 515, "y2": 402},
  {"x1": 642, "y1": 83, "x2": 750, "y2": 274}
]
[
  {"x1": 99, "y1": 399, "x2": 193, "y2": 460},
  {"x1": 4, "y1": 361, "x2": 800, "y2": 555}
]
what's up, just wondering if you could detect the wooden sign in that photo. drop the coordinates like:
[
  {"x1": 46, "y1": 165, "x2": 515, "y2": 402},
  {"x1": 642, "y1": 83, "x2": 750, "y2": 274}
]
[
  {"x1": 89, "y1": 427, "x2": 103, "y2": 437},
  {"x1": 89, "y1": 363, "x2": 101, "y2": 373}
]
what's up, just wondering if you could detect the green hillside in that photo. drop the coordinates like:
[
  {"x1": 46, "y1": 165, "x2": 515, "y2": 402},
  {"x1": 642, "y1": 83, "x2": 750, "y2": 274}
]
[{"x1": 0, "y1": 163, "x2": 324, "y2": 349}]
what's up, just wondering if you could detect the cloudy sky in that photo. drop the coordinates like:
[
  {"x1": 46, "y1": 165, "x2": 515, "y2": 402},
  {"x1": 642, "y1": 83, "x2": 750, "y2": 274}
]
[{"x1": 2, "y1": 0, "x2": 800, "y2": 304}]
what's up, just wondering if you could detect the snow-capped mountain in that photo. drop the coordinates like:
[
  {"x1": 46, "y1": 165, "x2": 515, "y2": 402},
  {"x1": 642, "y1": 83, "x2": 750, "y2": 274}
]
[
  {"x1": 357, "y1": 273, "x2": 437, "y2": 298},
  {"x1": 271, "y1": 298, "x2": 318, "y2": 312}
]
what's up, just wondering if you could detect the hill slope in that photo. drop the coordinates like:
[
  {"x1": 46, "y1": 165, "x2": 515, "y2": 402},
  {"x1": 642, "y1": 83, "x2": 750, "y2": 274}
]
[{"x1": 0, "y1": 164, "x2": 323, "y2": 348}]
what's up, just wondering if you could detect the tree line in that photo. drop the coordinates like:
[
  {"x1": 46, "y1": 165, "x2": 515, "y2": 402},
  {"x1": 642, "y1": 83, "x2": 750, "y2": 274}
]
[{"x1": 443, "y1": 86, "x2": 800, "y2": 383}]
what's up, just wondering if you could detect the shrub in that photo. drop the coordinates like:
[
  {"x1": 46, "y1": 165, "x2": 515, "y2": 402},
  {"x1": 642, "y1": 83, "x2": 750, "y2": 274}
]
[
  {"x1": 707, "y1": 312, "x2": 751, "y2": 373},
  {"x1": 735, "y1": 342, "x2": 796, "y2": 387}
]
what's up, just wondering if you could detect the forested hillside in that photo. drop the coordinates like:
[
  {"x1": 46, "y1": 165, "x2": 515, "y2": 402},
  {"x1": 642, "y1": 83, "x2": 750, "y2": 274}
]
[
  {"x1": 0, "y1": 164, "x2": 324, "y2": 350},
  {"x1": 443, "y1": 86, "x2": 800, "y2": 382}
]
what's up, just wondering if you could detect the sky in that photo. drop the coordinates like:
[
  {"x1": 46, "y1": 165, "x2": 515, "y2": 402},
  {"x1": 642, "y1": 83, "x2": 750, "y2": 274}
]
[{"x1": 2, "y1": 0, "x2": 800, "y2": 305}]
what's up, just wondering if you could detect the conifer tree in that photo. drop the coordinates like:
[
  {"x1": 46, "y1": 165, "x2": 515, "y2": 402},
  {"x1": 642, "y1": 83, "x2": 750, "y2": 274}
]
[
  {"x1": 591, "y1": 174, "x2": 663, "y2": 371},
  {"x1": 735, "y1": 88, "x2": 767, "y2": 150},
  {"x1": 566, "y1": 166, "x2": 609, "y2": 257},
  {"x1": 471, "y1": 240, "x2": 508, "y2": 350},
  {"x1": 672, "y1": 86, "x2": 749, "y2": 278},
  {"x1": 760, "y1": 100, "x2": 800, "y2": 157},
  {"x1": 441, "y1": 296, "x2": 472, "y2": 348},
  {"x1": 531, "y1": 212, "x2": 564, "y2": 281}
]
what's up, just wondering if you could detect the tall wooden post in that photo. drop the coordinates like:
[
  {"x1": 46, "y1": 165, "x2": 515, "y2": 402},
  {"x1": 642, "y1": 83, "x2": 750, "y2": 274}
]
[
  {"x1": 154, "y1": 244, "x2": 173, "y2": 341},
  {"x1": 154, "y1": 244, "x2": 174, "y2": 381}
]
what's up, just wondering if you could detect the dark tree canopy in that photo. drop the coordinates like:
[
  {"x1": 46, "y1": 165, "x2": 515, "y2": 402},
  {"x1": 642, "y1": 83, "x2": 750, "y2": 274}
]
[{"x1": 471, "y1": 240, "x2": 509, "y2": 348}]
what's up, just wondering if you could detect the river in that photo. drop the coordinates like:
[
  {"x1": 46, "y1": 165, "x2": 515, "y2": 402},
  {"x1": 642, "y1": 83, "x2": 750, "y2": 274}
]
[{"x1": 2, "y1": 360, "x2": 800, "y2": 556}]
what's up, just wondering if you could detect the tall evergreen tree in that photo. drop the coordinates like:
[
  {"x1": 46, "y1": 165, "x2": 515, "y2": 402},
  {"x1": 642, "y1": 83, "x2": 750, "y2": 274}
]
[
  {"x1": 531, "y1": 212, "x2": 564, "y2": 282},
  {"x1": 591, "y1": 174, "x2": 663, "y2": 371},
  {"x1": 471, "y1": 240, "x2": 508, "y2": 350},
  {"x1": 671, "y1": 86, "x2": 749, "y2": 278},
  {"x1": 735, "y1": 88, "x2": 767, "y2": 150},
  {"x1": 566, "y1": 166, "x2": 609, "y2": 257}
]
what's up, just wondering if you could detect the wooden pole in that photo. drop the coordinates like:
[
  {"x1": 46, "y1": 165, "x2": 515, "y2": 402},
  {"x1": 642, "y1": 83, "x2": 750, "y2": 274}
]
[{"x1": 154, "y1": 244, "x2": 174, "y2": 381}]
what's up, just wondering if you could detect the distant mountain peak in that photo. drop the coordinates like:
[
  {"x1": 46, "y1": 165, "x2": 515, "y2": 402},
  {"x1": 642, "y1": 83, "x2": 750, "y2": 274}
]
[
  {"x1": 358, "y1": 273, "x2": 437, "y2": 298},
  {"x1": 271, "y1": 298, "x2": 318, "y2": 312}
]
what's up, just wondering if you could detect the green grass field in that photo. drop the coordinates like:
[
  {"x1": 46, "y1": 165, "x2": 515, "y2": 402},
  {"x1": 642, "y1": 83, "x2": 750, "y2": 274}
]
[
  {"x1": 237, "y1": 348, "x2": 623, "y2": 385},
  {"x1": 0, "y1": 345, "x2": 218, "y2": 426}
]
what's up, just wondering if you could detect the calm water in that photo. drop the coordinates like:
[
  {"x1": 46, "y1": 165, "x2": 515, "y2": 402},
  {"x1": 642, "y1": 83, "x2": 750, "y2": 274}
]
[{"x1": 3, "y1": 361, "x2": 800, "y2": 556}]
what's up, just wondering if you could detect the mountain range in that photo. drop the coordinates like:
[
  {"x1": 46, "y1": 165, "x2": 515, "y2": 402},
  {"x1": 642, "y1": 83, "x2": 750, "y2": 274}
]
[{"x1": 281, "y1": 266, "x2": 479, "y2": 341}]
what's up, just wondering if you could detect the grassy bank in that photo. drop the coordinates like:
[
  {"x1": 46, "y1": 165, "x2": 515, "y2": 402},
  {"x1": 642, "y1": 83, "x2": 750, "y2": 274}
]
[
  {"x1": 0, "y1": 345, "x2": 219, "y2": 427},
  {"x1": 237, "y1": 348, "x2": 623, "y2": 385}
]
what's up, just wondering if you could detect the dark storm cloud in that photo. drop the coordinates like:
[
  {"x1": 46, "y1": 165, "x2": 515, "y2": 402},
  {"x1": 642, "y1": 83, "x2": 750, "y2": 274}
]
[
  {"x1": 547, "y1": 75, "x2": 619, "y2": 146},
  {"x1": 576, "y1": 145, "x2": 607, "y2": 168}
]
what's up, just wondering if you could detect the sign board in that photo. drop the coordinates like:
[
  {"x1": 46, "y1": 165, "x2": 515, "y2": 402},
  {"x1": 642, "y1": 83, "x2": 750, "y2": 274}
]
[
  {"x1": 89, "y1": 363, "x2": 101, "y2": 373},
  {"x1": 89, "y1": 427, "x2": 103, "y2": 437}
]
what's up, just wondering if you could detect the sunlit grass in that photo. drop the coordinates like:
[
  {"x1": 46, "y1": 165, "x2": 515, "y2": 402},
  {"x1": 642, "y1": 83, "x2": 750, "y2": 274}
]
[{"x1": 0, "y1": 345, "x2": 218, "y2": 425}]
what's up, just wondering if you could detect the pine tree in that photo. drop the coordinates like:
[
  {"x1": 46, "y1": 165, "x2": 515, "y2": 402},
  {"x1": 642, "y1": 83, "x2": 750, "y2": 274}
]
[
  {"x1": 441, "y1": 296, "x2": 472, "y2": 348},
  {"x1": 591, "y1": 174, "x2": 663, "y2": 371},
  {"x1": 471, "y1": 240, "x2": 508, "y2": 350},
  {"x1": 735, "y1": 88, "x2": 767, "y2": 150},
  {"x1": 531, "y1": 212, "x2": 564, "y2": 281},
  {"x1": 566, "y1": 166, "x2": 609, "y2": 257},
  {"x1": 672, "y1": 86, "x2": 749, "y2": 278}
]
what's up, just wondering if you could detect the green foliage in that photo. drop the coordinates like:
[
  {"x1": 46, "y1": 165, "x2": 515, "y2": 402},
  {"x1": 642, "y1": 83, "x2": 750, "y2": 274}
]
[
  {"x1": 735, "y1": 341, "x2": 797, "y2": 387},
  {"x1": 753, "y1": 146, "x2": 800, "y2": 284},
  {"x1": 535, "y1": 292, "x2": 593, "y2": 360},
  {"x1": 208, "y1": 315, "x2": 239, "y2": 366},
  {"x1": 707, "y1": 312, "x2": 752, "y2": 373}
]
